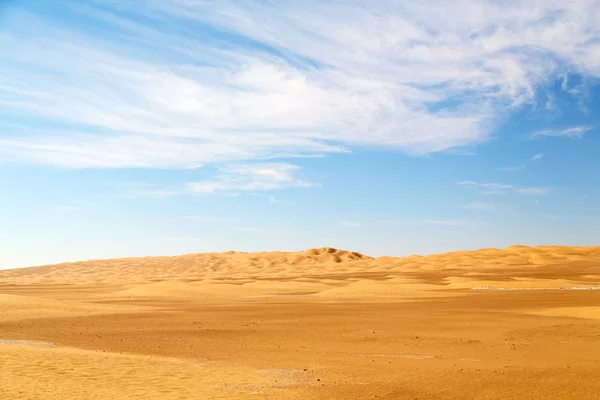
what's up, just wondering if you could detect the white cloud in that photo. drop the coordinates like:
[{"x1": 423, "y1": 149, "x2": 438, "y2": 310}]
[
  {"x1": 117, "y1": 162, "x2": 313, "y2": 197},
  {"x1": 1, "y1": 1, "x2": 599, "y2": 170},
  {"x1": 379, "y1": 219, "x2": 480, "y2": 226},
  {"x1": 561, "y1": 73, "x2": 570, "y2": 91},
  {"x1": 458, "y1": 181, "x2": 549, "y2": 196},
  {"x1": 461, "y1": 202, "x2": 496, "y2": 211},
  {"x1": 185, "y1": 163, "x2": 315, "y2": 194},
  {"x1": 340, "y1": 220, "x2": 361, "y2": 227},
  {"x1": 499, "y1": 153, "x2": 543, "y2": 171},
  {"x1": 515, "y1": 187, "x2": 551, "y2": 195},
  {"x1": 480, "y1": 190, "x2": 506, "y2": 196},
  {"x1": 457, "y1": 181, "x2": 514, "y2": 191},
  {"x1": 530, "y1": 126, "x2": 592, "y2": 139}
]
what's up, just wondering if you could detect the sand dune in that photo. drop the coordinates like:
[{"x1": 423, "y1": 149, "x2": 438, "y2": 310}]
[
  {"x1": 3, "y1": 245, "x2": 599, "y2": 284},
  {"x1": 1, "y1": 245, "x2": 600, "y2": 399}
]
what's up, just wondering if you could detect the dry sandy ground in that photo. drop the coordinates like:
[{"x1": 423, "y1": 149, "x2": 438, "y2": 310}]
[{"x1": 1, "y1": 246, "x2": 600, "y2": 399}]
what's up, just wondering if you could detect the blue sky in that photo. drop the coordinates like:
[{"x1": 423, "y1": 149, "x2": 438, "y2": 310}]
[{"x1": 1, "y1": 0, "x2": 599, "y2": 268}]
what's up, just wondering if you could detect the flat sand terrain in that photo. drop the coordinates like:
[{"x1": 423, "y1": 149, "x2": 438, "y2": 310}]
[{"x1": 1, "y1": 245, "x2": 600, "y2": 399}]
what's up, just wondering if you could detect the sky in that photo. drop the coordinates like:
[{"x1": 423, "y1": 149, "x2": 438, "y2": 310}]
[{"x1": 1, "y1": 0, "x2": 600, "y2": 268}]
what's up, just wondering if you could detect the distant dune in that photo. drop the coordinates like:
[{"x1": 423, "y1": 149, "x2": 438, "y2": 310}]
[
  {"x1": 2, "y1": 245, "x2": 600, "y2": 399},
  {"x1": 2, "y1": 245, "x2": 599, "y2": 285}
]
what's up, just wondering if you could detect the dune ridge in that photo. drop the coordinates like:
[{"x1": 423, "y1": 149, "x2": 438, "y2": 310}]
[{"x1": 1, "y1": 245, "x2": 599, "y2": 285}]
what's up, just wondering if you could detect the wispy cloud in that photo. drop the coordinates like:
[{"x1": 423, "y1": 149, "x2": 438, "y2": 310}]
[
  {"x1": 499, "y1": 152, "x2": 543, "y2": 172},
  {"x1": 515, "y1": 187, "x2": 551, "y2": 195},
  {"x1": 185, "y1": 163, "x2": 314, "y2": 194},
  {"x1": 457, "y1": 181, "x2": 514, "y2": 190},
  {"x1": 117, "y1": 162, "x2": 313, "y2": 197},
  {"x1": 1, "y1": 1, "x2": 600, "y2": 171},
  {"x1": 561, "y1": 74, "x2": 570, "y2": 91},
  {"x1": 530, "y1": 126, "x2": 592, "y2": 139},
  {"x1": 458, "y1": 181, "x2": 549, "y2": 196},
  {"x1": 379, "y1": 219, "x2": 482, "y2": 226},
  {"x1": 340, "y1": 220, "x2": 361, "y2": 227}
]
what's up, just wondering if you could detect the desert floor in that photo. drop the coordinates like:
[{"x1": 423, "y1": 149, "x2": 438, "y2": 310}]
[{"x1": 1, "y1": 246, "x2": 600, "y2": 399}]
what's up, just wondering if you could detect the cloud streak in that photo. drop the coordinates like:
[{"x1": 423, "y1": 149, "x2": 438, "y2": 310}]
[
  {"x1": 185, "y1": 163, "x2": 315, "y2": 194},
  {"x1": 499, "y1": 153, "x2": 543, "y2": 172},
  {"x1": 115, "y1": 162, "x2": 313, "y2": 197},
  {"x1": 515, "y1": 187, "x2": 551, "y2": 196},
  {"x1": 458, "y1": 181, "x2": 550, "y2": 196},
  {"x1": 1, "y1": 1, "x2": 599, "y2": 170},
  {"x1": 530, "y1": 126, "x2": 592, "y2": 139},
  {"x1": 379, "y1": 219, "x2": 483, "y2": 226}
]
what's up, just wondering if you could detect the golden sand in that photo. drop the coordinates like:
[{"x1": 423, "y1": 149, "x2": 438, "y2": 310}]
[{"x1": 1, "y1": 246, "x2": 600, "y2": 399}]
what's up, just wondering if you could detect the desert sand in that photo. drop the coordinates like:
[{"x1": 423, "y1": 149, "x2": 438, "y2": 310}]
[{"x1": 1, "y1": 245, "x2": 600, "y2": 399}]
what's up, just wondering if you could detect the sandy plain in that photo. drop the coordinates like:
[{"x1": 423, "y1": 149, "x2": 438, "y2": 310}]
[{"x1": 1, "y1": 245, "x2": 600, "y2": 399}]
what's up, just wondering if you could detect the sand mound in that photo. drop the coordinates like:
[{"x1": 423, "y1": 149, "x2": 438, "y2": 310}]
[
  {"x1": 303, "y1": 247, "x2": 372, "y2": 263},
  {"x1": 0, "y1": 247, "x2": 373, "y2": 284}
]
